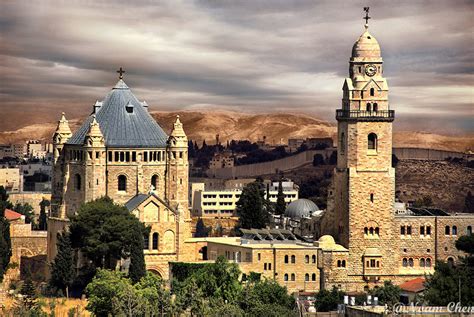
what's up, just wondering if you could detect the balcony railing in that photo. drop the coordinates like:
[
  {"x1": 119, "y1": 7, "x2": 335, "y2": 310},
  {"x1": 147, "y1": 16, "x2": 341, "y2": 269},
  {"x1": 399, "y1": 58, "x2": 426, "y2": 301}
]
[{"x1": 336, "y1": 110, "x2": 395, "y2": 122}]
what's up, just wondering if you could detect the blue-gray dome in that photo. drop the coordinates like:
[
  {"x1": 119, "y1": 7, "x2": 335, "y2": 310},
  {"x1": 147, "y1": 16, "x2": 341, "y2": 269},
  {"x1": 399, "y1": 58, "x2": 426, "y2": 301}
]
[{"x1": 284, "y1": 199, "x2": 320, "y2": 219}]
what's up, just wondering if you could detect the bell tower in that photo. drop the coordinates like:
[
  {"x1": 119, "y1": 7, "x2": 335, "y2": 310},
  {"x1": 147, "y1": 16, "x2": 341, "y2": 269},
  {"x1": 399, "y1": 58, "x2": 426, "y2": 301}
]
[{"x1": 333, "y1": 8, "x2": 397, "y2": 287}]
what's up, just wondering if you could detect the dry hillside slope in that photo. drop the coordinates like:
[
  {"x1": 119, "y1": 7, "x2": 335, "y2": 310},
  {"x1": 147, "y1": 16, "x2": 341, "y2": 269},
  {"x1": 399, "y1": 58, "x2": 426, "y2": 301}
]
[{"x1": 0, "y1": 110, "x2": 472, "y2": 152}]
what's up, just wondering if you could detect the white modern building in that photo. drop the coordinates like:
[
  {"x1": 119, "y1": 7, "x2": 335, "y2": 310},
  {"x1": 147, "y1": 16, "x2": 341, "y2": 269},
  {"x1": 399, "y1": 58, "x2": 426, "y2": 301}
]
[{"x1": 191, "y1": 180, "x2": 299, "y2": 218}]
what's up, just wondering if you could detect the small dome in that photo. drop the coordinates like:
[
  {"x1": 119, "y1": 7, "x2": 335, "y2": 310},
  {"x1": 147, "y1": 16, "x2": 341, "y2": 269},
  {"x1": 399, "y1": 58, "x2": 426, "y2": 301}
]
[
  {"x1": 318, "y1": 235, "x2": 335, "y2": 245},
  {"x1": 285, "y1": 199, "x2": 319, "y2": 219},
  {"x1": 352, "y1": 27, "x2": 381, "y2": 58}
]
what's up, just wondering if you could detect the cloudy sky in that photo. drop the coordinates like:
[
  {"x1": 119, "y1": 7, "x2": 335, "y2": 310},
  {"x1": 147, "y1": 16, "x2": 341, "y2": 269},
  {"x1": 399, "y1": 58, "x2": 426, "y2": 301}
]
[{"x1": 1, "y1": 0, "x2": 473, "y2": 133}]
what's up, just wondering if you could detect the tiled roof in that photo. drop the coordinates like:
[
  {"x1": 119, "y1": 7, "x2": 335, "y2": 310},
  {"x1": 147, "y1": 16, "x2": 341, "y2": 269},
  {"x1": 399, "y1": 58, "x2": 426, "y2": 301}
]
[
  {"x1": 399, "y1": 277, "x2": 425, "y2": 293},
  {"x1": 5, "y1": 208, "x2": 22, "y2": 221},
  {"x1": 125, "y1": 194, "x2": 149, "y2": 211},
  {"x1": 68, "y1": 80, "x2": 168, "y2": 148}
]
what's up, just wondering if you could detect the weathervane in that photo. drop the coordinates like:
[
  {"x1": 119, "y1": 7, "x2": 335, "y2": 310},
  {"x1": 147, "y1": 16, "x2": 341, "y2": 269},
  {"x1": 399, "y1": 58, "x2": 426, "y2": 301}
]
[
  {"x1": 116, "y1": 67, "x2": 125, "y2": 79},
  {"x1": 363, "y1": 7, "x2": 371, "y2": 25}
]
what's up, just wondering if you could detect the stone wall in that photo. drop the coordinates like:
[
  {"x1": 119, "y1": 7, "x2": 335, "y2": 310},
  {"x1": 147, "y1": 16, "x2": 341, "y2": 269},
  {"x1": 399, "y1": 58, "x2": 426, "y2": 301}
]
[
  {"x1": 9, "y1": 192, "x2": 51, "y2": 215},
  {"x1": 393, "y1": 148, "x2": 466, "y2": 161}
]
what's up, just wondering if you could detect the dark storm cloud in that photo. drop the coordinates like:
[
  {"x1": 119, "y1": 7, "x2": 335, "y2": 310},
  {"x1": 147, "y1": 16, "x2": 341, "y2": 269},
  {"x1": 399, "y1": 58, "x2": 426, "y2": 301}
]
[{"x1": 0, "y1": 0, "x2": 473, "y2": 133}]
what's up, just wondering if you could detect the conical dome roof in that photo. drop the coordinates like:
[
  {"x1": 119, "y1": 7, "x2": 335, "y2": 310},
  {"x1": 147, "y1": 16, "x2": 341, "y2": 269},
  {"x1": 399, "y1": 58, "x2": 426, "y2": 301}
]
[
  {"x1": 352, "y1": 25, "x2": 381, "y2": 58},
  {"x1": 68, "y1": 80, "x2": 168, "y2": 148}
]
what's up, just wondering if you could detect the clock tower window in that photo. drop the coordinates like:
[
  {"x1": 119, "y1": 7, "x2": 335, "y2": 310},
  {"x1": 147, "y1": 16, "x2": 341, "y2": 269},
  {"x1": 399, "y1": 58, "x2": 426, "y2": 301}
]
[
  {"x1": 370, "y1": 88, "x2": 375, "y2": 96},
  {"x1": 368, "y1": 133, "x2": 377, "y2": 151}
]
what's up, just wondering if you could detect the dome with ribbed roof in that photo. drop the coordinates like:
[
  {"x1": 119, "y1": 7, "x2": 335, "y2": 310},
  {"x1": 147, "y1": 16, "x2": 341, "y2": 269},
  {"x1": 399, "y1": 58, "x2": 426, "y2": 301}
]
[
  {"x1": 68, "y1": 79, "x2": 168, "y2": 148},
  {"x1": 352, "y1": 25, "x2": 381, "y2": 58},
  {"x1": 284, "y1": 198, "x2": 321, "y2": 219}
]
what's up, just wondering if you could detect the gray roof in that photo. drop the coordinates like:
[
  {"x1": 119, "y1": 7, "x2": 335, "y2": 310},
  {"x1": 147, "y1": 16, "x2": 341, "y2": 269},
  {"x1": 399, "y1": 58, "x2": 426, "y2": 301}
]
[
  {"x1": 285, "y1": 198, "x2": 320, "y2": 219},
  {"x1": 68, "y1": 80, "x2": 168, "y2": 148},
  {"x1": 125, "y1": 194, "x2": 149, "y2": 211}
]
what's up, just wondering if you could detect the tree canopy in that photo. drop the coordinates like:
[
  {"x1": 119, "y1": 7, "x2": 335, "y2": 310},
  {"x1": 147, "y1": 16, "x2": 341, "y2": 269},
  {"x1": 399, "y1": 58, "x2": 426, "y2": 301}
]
[
  {"x1": 424, "y1": 234, "x2": 474, "y2": 306},
  {"x1": 236, "y1": 179, "x2": 270, "y2": 230},
  {"x1": 49, "y1": 231, "x2": 74, "y2": 297},
  {"x1": 275, "y1": 179, "x2": 286, "y2": 215},
  {"x1": 0, "y1": 189, "x2": 12, "y2": 282}
]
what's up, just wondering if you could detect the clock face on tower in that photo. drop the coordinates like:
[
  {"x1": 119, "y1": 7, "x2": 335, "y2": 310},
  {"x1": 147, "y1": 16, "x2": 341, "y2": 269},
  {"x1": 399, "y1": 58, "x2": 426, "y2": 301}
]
[{"x1": 365, "y1": 64, "x2": 377, "y2": 77}]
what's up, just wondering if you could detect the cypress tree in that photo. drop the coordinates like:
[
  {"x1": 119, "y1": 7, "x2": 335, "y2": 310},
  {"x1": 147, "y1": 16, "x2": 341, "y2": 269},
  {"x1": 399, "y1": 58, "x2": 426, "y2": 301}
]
[
  {"x1": 50, "y1": 232, "x2": 74, "y2": 297},
  {"x1": 0, "y1": 205, "x2": 11, "y2": 282},
  {"x1": 129, "y1": 226, "x2": 146, "y2": 283},
  {"x1": 39, "y1": 199, "x2": 50, "y2": 231},
  {"x1": 275, "y1": 179, "x2": 286, "y2": 215},
  {"x1": 236, "y1": 180, "x2": 269, "y2": 229}
]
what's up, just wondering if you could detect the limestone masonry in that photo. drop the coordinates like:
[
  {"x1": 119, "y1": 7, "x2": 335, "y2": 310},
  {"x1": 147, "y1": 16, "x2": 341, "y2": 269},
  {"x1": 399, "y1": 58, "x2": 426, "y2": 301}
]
[{"x1": 48, "y1": 16, "x2": 473, "y2": 293}]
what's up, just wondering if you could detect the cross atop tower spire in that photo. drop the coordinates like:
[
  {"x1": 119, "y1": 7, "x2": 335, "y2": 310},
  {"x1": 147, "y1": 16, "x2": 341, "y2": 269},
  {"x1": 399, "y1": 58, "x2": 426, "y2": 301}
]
[
  {"x1": 363, "y1": 7, "x2": 371, "y2": 27},
  {"x1": 116, "y1": 67, "x2": 125, "y2": 79}
]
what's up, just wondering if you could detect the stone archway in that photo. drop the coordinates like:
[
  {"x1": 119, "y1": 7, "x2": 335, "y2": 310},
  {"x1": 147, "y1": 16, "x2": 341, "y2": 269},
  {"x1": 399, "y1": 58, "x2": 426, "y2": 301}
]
[{"x1": 147, "y1": 268, "x2": 164, "y2": 280}]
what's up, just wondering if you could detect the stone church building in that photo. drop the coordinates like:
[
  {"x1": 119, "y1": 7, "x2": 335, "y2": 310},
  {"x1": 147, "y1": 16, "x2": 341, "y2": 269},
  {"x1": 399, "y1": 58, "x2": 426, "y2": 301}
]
[
  {"x1": 46, "y1": 12, "x2": 473, "y2": 293},
  {"x1": 48, "y1": 77, "x2": 193, "y2": 279}
]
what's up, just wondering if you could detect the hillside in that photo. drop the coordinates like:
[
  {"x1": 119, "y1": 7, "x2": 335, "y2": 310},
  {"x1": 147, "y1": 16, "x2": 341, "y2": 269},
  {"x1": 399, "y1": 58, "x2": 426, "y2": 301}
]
[{"x1": 0, "y1": 110, "x2": 472, "y2": 152}]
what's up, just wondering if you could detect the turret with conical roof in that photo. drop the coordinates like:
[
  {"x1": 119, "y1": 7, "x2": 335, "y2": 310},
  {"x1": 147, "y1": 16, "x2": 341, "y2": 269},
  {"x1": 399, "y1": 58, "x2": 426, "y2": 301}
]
[
  {"x1": 84, "y1": 115, "x2": 104, "y2": 148},
  {"x1": 53, "y1": 112, "x2": 72, "y2": 163}
]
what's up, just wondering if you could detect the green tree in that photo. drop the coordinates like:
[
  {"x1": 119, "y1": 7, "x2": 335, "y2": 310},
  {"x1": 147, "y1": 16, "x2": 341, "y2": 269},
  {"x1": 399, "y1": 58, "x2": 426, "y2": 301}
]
[
  {"x1": 86, "y1": 269, "x2": 130, "y2": 317},
  {"x1": 20, "y1": 272, "x2": 37, "y2": 310},
  {"x1": 424, "y1": 235, "x2": 474, "y2": 306},
  {"x1": 129, "y1": 234, "x2": 146, "y2": 284},
  {"x1": 14, "y1": 203, "x2": 35, "y2": 225},
  {"x1": 0, "y1": 205, "x2": 12, "y2": 282},
  {"x1": 275, "y1": 179, "x2": 286, "y2": 215},
  {"x1": 38, "y1": 199, "x2": 50, "y2": 231},
  {"x1": 195, "y1": 217, "x2": 210, "y2": 237},
  {"x1": 369, "y1": 280, "x2": 401, "y2": 308},
  {"x1": 464, "y1": 191, "x2": 474, "y2": 213},
  {"x1": 69, "y1": 197, "x2": 147, "y2": 273},
  {"x1": 314, "y1": 286, "x2": 344, "y2": 312},
  {"x1": 241, "y1": 278, "x2": 295, "y2": 315},
  {"x1": 136, "y1": 272, "x2": 173, "y2": 316},
  {"x1": 236, "y1": 180, "x2": 269, "y2": 229},
  {"x1": 49, "y1": 232, "x2": 74, "y2": 297}
]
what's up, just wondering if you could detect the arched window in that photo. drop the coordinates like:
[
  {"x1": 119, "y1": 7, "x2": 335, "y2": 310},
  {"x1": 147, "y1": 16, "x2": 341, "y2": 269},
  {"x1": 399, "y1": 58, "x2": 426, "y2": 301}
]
[
  {"x1": 143, "y1": 234, "x2": 149, "y2": 250},
  {"x1": 420, "y1": 258, "x2": 425, "y2": 267},
  {"x1": 152, "y1": 232, "x2": 159, "y2": 250},
  {"x1": 291, "y1": 255, "x2": 296, "y2": 264},
  {"x1": 291, "y1": 273, "x2": 295, "y2": 281},
  {"x1": 284, "y1": 274, "x2": 288, "y2": 281},
  {"x1": 370, "y1": 88, "x2": 375, "y2": 96},
  {"x1": 312, "y1": 255, "x2": 316, "y2": 263},
  {"x1": 445, "y1": 226, "x2": 450, "y2": 235},
  {"x1": 305, "y1": 274, "x2": 309, "y2": 282},
  {"x1": 376, "y1": 261, "x2": 379, "y2": 267},
  {"x1": 337, "y1": 260, "x2": 341, "y2": 267},
  {"x1": 447, "y1": 257, "x2": 454, "y2": 267},
  {"x1": 402, "y1": 258, "x2": 408, "y2": 267},
  {"x1": 305, "y1": 255, "x2": 309, "y2": 264},
  {"x1": 312, "y1": 273, "x2": 316, "y2": 281},
  {"x1": 468, "y1": 226, "x2": 472, "y2": 235},
  {"x1": 284, "y1": 255, "x2": 289, "y2": 263},
  {"x1": 408, "y1": 258, "x2": 414, "y2": 267},
  {"x1": 452, "y1": 226, "x2": 457, "y2": 235},
  {"x1": 118, "y1": 175, "x2": 127, "y2": 191},
  {"x1": 368, "y1": 133, "x2": 377, "y2": 150},
  {"x1": 366, "y1": 103, "x2": 371, "y2": 111},
  {"x1": 364, "y1": 227, "x2": 368, "y2": 235},
  {"x1": 151, "y1": 175, "x2": 158, "y2": 189},
  {"x1": 369, "y1": 227, "x2": 374, "y2": 235},
  {"x1": 342, "y1": 260, "x2": 346, "y2": 267},
  {"x1": 75, "y1": 174, "x2": 81, "y2": 190},
  {"x1": 373, "y1": 103, "x2": 378, "y2": 111},
  {"x1": 426, "y1": 258, "x2": 432, "y2": 267},
  {"x1": 375, "y1": 227, "x2": 379, "y2": 236}
]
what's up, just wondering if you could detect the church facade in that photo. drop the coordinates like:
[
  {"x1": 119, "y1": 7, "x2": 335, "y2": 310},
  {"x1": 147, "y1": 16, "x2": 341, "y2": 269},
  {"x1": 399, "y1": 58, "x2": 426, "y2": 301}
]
[{"x1": 48, "y1": 77, "x2": 193, "y2": 279}]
